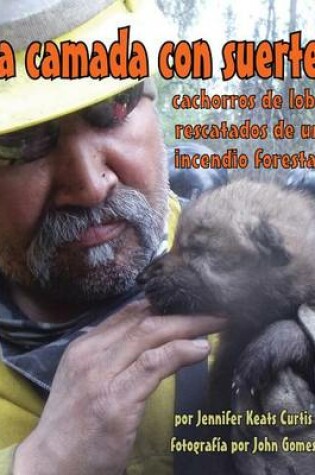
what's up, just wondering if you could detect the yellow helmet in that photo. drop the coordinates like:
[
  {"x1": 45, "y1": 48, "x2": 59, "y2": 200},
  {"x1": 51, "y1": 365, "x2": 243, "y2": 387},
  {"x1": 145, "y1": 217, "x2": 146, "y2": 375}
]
[{"x1": 0, "y1": 0, "x2": 171, "y2": 134}]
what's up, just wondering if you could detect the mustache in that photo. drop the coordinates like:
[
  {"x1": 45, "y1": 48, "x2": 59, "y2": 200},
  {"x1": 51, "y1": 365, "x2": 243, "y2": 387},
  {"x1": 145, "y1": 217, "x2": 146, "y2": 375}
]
[{"x1": 26, "y1": 188, "x2": 164, "y2": 280}]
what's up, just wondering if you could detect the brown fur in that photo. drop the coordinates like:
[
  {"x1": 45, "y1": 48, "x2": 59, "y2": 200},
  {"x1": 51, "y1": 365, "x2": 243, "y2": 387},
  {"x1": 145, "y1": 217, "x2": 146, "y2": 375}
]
[{"x1": 139, "y1": 176, "x2": 315, "y2": 418}]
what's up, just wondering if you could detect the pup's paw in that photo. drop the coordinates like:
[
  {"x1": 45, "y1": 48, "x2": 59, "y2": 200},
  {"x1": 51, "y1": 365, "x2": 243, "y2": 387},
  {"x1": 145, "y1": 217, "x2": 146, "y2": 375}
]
[{"x1": 232, "y1": 320, "x2": 314, "y2": 397}]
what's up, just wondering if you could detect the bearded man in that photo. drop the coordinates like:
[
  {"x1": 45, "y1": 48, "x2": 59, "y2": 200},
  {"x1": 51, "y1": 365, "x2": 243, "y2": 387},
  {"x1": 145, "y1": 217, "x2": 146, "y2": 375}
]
[{"x1": 0, "y1": 1, "x2": 224, "y2": 474}]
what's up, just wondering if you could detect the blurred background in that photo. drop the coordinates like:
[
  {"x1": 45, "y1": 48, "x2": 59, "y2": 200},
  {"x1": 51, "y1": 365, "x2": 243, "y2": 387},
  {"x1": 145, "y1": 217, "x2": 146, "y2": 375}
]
[
  {"x1": 155, "y1": 0, "x2": 315, "y2": 197},
  {"x1": 156, "y1": 0, "x2": 314, "y2": 149}
]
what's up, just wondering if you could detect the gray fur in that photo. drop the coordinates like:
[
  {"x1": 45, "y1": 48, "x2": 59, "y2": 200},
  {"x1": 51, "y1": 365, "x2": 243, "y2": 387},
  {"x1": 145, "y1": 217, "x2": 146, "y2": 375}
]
[{"x1": 140, "y1": 174, "x2": 315, "y2": 419}]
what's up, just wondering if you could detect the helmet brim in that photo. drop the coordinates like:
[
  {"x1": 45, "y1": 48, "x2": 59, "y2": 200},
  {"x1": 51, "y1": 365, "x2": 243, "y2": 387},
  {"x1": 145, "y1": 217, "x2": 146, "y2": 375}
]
[{"x1": 0, "y1": 0, "x2": 172, "y2": 134}]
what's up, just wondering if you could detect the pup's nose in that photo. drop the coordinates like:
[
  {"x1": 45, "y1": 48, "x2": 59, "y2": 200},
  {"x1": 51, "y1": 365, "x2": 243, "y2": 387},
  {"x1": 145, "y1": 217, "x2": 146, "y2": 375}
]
[{"x1": 137, "y1": 253, "x2": 169, "y2": 285}]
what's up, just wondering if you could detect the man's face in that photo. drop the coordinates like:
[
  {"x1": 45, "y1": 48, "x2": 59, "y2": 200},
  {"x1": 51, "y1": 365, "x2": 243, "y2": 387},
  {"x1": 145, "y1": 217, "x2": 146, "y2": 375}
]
[{"x1": 0, "y1": 91, "x2": 168, "y2": 303}]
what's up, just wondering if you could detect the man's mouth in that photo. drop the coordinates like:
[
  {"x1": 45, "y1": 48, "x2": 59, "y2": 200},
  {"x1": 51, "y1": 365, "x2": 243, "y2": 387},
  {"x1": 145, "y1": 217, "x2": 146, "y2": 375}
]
[{"x1": 70, "y1": 221, "x2": 127, "y2": 248}]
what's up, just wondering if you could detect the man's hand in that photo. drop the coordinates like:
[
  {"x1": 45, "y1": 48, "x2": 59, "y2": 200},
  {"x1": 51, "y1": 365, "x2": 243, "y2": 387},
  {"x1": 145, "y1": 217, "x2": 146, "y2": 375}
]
[{"x1": 14, "y1": 300, "x2": 225, "y2": 475}]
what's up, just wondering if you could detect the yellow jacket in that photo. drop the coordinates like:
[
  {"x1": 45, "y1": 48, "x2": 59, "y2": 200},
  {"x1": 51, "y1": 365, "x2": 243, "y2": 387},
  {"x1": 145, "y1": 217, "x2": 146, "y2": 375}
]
[{"x1": 0, "y1": 359, "x2": 176, "y2": 475}]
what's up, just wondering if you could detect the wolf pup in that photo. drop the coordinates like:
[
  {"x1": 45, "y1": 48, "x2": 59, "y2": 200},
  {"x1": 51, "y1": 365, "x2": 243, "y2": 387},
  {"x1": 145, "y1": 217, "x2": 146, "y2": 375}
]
[{"x1": 139, "y1": 176, "x2": 315, "y2": 424}]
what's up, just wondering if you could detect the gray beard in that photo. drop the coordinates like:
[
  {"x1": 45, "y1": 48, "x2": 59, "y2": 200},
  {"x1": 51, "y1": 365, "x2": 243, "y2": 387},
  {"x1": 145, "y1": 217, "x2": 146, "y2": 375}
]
[{"x1": 25, "y1": 187, "x2": 166, "y2": 303}]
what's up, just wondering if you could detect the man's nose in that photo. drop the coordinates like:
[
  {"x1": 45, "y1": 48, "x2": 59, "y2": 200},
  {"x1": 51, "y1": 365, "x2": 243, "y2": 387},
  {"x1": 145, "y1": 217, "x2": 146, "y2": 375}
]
[{"x1": 51, "y1": 117, "x2": 118, "y2": 208}]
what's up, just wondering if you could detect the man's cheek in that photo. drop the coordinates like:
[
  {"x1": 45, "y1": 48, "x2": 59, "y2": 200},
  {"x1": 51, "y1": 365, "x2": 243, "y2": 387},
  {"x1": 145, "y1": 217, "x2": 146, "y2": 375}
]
[
  {"x1": 0, "y1": 234, "x2": 32, "y2": 285},
  {"x1": 0, "y1": 205, "x2": 40, "y2": 243},
  {"x1": 0, "y1": 163, "x2": 50, "y2": 230},
  {"x1": 0, "y1": 189, "x2": 46, "y2": 238}
]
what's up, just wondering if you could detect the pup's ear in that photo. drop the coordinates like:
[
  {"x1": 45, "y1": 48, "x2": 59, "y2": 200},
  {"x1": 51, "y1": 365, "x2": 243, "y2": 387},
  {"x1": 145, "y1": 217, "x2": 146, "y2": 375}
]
[{"x1": 249, "y1": 219, "x2": 291, "y2": 266}]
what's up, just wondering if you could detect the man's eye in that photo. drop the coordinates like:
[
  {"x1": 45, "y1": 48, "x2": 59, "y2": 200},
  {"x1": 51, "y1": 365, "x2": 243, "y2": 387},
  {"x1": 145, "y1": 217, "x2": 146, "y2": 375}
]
[
  {"x1": 80, "y1": 99, "x2": 129, "y2": 128},
  {"x1": 81, "y1": 82, "x2": 144, "y2": 129}
]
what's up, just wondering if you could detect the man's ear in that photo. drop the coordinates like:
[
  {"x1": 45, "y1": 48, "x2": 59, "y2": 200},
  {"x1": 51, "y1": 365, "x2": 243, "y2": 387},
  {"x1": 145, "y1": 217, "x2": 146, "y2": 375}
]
[{"x1": 248, "y1": 219, "x2": 291, "y2": 266}]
